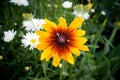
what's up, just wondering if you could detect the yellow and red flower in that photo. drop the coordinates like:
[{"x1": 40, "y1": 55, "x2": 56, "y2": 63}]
[{"x1": 36, "y1": 17, "x2": 89, "y2": 67}]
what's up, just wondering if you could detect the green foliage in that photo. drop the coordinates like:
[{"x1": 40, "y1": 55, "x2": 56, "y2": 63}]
[{"x1": 0, "y1": 0, "x2": 120, "y2": 80}]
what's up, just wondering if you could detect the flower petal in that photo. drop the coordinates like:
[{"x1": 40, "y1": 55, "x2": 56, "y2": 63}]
[
  {"x1": 40, "y1": 47, "x2": 52, "y2": 60},
  {"x1": 70, "y1": 47, "x2": 80, "y2": 56},
  {"x1": 43, "y1": 19, "x2": 57, "y2": 32},
  {"x1": 63, "y1": 53, "x2": 74, "y2": 65},
  {"x1": 73, "y1": 30, "x2": 85, "y2": 37},
  {"x1": 36, "y1": 43, "x2": 49, "y2": 50},
  {"x1": 36, "y1": 31, "x2": 51, "y2": 39},
  {"x1": 58, "y1": 17, "x2": 67, "y2": 29},
  {"x1": 72, "y1": 37, "x2": 88, "y2": 45},
  {"x1": 69, "y1": 30, "x2": 85, "y2": 37},
  {"x1": 68, "y1": 17, "x2": 83, "y2": 31},
  {"x1": 36, "y1": 31, "x2": 51, "y2": 50},
  {"x1": 78, "y1": 45, "x2": 89, "y2": 51},
  {"x1": 52, "y1": 53, "x2": 61, "y2": 67},
  {"x1": 46, "y1": 52, "x2": 53, "y2": 61}
]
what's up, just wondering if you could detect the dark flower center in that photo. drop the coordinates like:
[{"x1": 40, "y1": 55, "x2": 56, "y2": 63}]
[{"x1": 56, "y1": 33, "x2": 68, "y2": 44}]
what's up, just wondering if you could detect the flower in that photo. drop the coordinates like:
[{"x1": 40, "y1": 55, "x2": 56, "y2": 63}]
[
  {"x1": 101, "y1": 10, "x2": 106, "y2": 16},
  {"x1": 3, "y1": 29, "x2": 17, "y2": 42},
  {"x1": 36, "y1": 17, "x2": 89, "y2": 67},
  {"x1": 22, "y1": 18, "x2": 45, "y2": 31},
  {"x1": 22, "y1": 13, "x2": 34, "y2": 20},
  {"x1": 21, "y1": 32, "x2": 40, "y2": 50},
  {"x1": 73, "y1": 3, "x2": 93, "y2": 20},
  {"x1": 73, "y1": 10, "x2": 90, "y2": 20},
  {"x1": 9, "y1": 0, "x2": 29, "y2": 6},
  {"x1": 62, "y1": 1, "x2": 72, "y2": 9}
]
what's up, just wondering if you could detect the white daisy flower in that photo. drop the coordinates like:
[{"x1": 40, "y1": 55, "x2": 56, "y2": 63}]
[
  {"x1": 9, "y1": 0, "x2": 29, "y2": 6},
  {"x1": 22, "y1": 18, "x2": 45, "y2": 31},
  {"x1": 3, "y1": 29, "x2": 17, "y2": 42},
  {"x1": 21, "y1": 32, "x2": 40, "y2": 50},
  {"x1": 73, "y1": 11, "x2": 90, "y2": 20},
  {"x1": 62, "y1": 1, "x2": 72, "y2": 9},
  {"x1": 73, "y1": 4, "x2": 91, "y2": 20}
]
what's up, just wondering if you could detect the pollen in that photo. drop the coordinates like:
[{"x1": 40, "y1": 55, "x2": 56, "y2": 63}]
[
  {"x1": 67, "y1": 40, "x2": 70, "y2": 42},
  {"x1": 30, "y1": 39, "x2": 36, "y2": 44}
]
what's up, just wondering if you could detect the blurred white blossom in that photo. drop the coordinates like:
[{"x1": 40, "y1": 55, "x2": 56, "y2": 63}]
[
  {"x1": 62, "y1": 1, "x2": 72, "y2": 9},
  {"x1": 21, "y1": 32, "x2": 40, "y2": 50},
  {"x1": 25, "y1": 66, "x2": 31, "y2": 71},
  {"x1": 0, "y1": 55, "x2": 3, "y2": 60},
  {"x1": 9, "y1": 0, "x2": 29, "y2": 6},
  {"x1": 3, "y1": 29, "x2": 17, "y2": 42},
  {"x1": 101, "y1": 10, "x2": 106, "y2": 16},
  {"x1": 90, "y1": 9, "x2": 95, "y2": 13},
  {"x1": 73, "y1": 11, "x2": 90, "y2": 20},
  {"x1": 73, "y1": 3, "x2": 93, "y2": 20},
  {"x1": 22, "y1": 18, "x2": 45, "y2": 31},
  {"x1": 59, "y1": 63, "x2": 62, "y2": 68}
]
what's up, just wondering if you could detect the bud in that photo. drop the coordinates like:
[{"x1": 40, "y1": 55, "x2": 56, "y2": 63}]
[
  {"x1": 25, "y1": 66, "x2": 31, "y2": 71},
  {"x1": 87, "y1": 3, "x2": 93, "y2": 9},
  {"x1": 0, "y1": 55, "x2": 3, "y2": 60},
  {"x1": 59, "y1": 63, "x2": 62, "y2": 68},
  {"x1": 54, "y1": 4, "x2": 58, "y2": 8},
  {"x1": 13, "y1": 22, "x2": 17, "y2": 26},
  {"x1": 101, "y1": 10, "x2": 106, "y2": 16},
  {"x1": 90, "y1": 9, "x2": 95, "y2": 13},
  {"x1": 47, "y1": 4, "x2": 51, "y2": 7},
  {"x1": 22, "y1": 13, "x2": 34, "y2": 20}
]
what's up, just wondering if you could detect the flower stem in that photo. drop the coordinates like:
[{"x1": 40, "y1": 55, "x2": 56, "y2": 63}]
[
  {"x1": 59, "y1": 60, "x2": 64, "y2": 80},
  {"x1": 104, "y1": 27, "x2": 118, "y2": 54},
  {"x1": 42, "y1": 62, "x2": 47, "y2": 77}
]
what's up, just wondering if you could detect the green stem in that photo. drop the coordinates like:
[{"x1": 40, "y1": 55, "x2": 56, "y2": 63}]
[
  {"x1": 42, "y1": 62, "x2": 47, "y2": 77},
  {"x1": 34, "y1": 51, "x2": 39, "y2": 69},
  {"x1": 104, "y1": 27, "x2": 118, "y2": 54},
  {"x1": 68, "y1": 65, "x2": 73, "y2": 80},
  {"x1": 31, "y1": 20, "x2": 37, "y2": 31},
  {"x1": 109, "y1": 28, "x2": 117, "y2": 43},
  {"x1": 59, "y1": 70, "x2": 62, "y2": 80},
  {"x1": 34, "y1": 52, "x2": 37, "y2": 62},
  {"x1": 59, "y1": 60, "x2": 65, "y2": 80}
]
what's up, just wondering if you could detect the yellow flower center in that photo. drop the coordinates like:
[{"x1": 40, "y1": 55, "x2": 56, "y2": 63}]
[{"x1": 30, "y1": 39, "x2": 36, "y2": 44}]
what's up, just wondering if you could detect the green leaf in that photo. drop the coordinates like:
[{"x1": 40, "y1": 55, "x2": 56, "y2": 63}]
[
  {"x1": 36, "y1": 77, "x2": 50, "y2": 80},
  {"x1": 62, "y1": 71, "x2": 69, "y2": 76}
]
